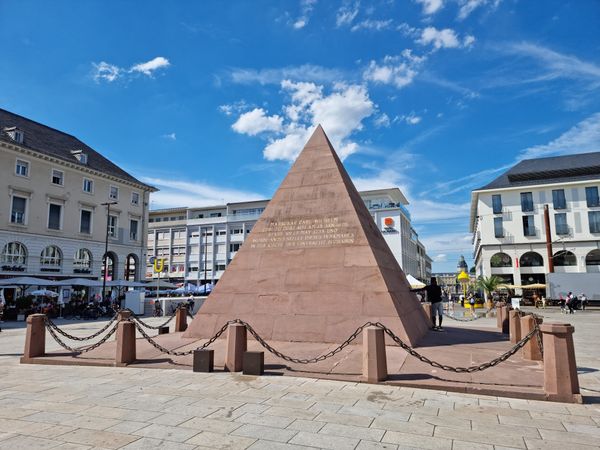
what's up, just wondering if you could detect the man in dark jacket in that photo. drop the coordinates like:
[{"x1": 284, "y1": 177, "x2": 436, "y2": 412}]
[{"x1": 424, "y1": 277, "x2": 444, "y2": 330}]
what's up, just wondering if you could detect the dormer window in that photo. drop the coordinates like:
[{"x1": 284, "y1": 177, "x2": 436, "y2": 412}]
[
  {"x1": 4, "y1": 127, "x2": 24, "y2": 144},
  {"x1": 71, "y1": 150, "x2": 88, "y2": 164}
]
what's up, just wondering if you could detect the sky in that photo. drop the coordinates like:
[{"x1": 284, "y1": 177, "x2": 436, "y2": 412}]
[{"x1": 1, "y1": 0, "x2": 600, "y2": 273}]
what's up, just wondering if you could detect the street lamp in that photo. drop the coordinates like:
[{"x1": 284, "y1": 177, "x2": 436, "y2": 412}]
[{"x1": 101, "y1": 201, "x2": 118, "y2": 302}]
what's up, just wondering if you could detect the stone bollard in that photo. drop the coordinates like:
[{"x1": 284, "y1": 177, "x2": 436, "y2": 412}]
[
  {"x1": 500, "y1": 306, "x2": 509, "y2": 334},
  {"x1": 362, "y1": 326, "x2": 388, "y2": 383},
  {"x1": 496, "y1": 303, "x2": 504, "y2": 329},
  {"x1": 421, "y1": 302, "x2": 433, "y2": 327},
  {"x1": 540, "y1": 323, "x2": 582, "y2": 403},
  {"x1": 521, "y1": 315, "x2": 543, "y2": 361},
  {"x1": 158, "y1": 326, "x2": 169, "y2": 335},
  {"x1": 116, "y1": 321, "x2": 136, "y2": 366},
  {"x1": 243, "y1": 351, "x2": 264, "y2": 376},
  {"x1": 21, "y1": 314, "x2": 46, "y2": 362},
  {"x1": 175, "y1": 307, "x2": 188, "y2": 332},
  {"x1": 117, "y1": 309, "x2": 132, "y2": 321},
  {"x1": 225, "y1": 323, "x2": 247, "y2": 372},
  {"x1": 509, "y1": 310, "x2": 522, "y2": 344},
  {"x1": 193, "y1": 349, "x2": 214, "y2": 372}
]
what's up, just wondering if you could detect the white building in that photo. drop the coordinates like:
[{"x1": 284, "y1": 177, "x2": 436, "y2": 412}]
[
  {"x1": 147, "y1": 188, "x2": 431, "y2": 284},
  {"x1": 0, "y1": 108, "x2": 156, "y2": 294},
  {"x1": 470, "y1": 152, "x2": 600, "y2": 285}
]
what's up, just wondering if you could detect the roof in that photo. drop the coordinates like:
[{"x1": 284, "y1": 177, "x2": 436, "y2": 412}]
[
  {"x1": 470, "y1": 151, "x2": 600, "y2": 231},
  {"x1": 0, "y1": 108, "x2": 156, "y2": 191},
  {"x1": 476, "y1": 152, "x2": 600, "y2": 191},
  {"x1": 359, "y1": 187, "x2": 409, "y2": 205}
]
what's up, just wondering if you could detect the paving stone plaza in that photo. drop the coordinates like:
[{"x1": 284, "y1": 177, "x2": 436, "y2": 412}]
[{"x1": 1, "y1": 307, "x2": 598, "y2": 449}]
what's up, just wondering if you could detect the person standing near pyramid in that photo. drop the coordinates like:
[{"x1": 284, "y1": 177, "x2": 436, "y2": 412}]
[{"x1": 422, "y1": 277, "x2": 443, "y2": 331}]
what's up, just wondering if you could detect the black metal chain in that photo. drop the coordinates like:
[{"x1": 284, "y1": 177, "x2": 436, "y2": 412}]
[
  {"x1": 44, "y1": 317, "x2": 119, "y2": 354},
  {"x1": 44, "y1": 312, "x2": 119, "y2": 341},
  {"x1": 131, "y1": 319, "x2": 230, "y2": 356},
  {"x1": 374, "y1": 321, "x2": 536, "y2": 373},
  {"x1": 131, "y1": 313, "x2": 176, "y2": 330},
  {"x1": 233, "y1": 319, "x2": 371, "y2": 364},
  {"x1": 531, "y1": 314, "x2": 544, "y2": 356}
]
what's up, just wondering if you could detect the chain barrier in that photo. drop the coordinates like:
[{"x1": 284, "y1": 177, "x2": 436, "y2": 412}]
[
  {"x1": 531, "y1": 313, "x2": 544, "y2": 356},
  {"x1": 443, "y1": 305, "x2": 496, "y2": 322},
  {"x1": 374, "y1": 322, "x2": 536, "y2": 373},
  {"x1": 132, "y1": 319, "x2": 230, "y2": 356},
  {"x1": 131, "y1": 311, "x2": 177, "y2": 330},
  {"x1": 44, "y1": 317, "x2": 119, "y2": 354},
  {"x1": 234, "y1": 319, "x2": 369, "y2": 364},
  {"x1": 44, "y1": 312, "x2": 119, "y2": 341}
]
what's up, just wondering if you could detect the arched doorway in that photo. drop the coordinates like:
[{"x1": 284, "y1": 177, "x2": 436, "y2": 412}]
[
  {"x1": 74, "y1": 248, "x2": 93, "y2": 274},
  {"x1": 125, "y1": 254, "x2": 138, "y2": 281},
  {"x1": 553, "y1": 250, "x2": 577, "y2": 266},
  {"x1": 585, "y1": 249, "x2": 600, "y2": 272},
  {"x1": 1, "y1": 241, "x2": 28, "y2": 270},
  {"x1": 102, "y1": 252, "x2": 118, "y2": 281},
  {"x1": 40, "y1": 245, "x2": 62, "y2": 272},
  {"x1": 520, "y1": 251, "x2": 544, "y2": 267},
  {"x1": 490, "y1": 252, "x2": 512, "y2": 268}
]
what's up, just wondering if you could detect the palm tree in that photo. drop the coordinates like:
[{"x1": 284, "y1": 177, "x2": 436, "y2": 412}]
[{"x1": 476, "y1": 275, "x2": 503, "y2": 307}]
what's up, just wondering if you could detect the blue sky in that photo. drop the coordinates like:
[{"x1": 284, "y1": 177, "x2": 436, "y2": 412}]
[{"x1": 2, "y1": 0, "x2": 600, "y2": 272}]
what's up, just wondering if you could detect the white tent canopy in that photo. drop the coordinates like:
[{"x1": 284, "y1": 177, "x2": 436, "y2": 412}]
[
  {"x1": 57, "y1": 278, "x2": 103, "y2": 287},
  {"x1": 406, "y1": 274, "x2": 426, "y2": 289},
  {"x1": 145, "y1": 280, "x2": 178, "y2": 289},
  {"x1": 0, "y1": 276, "x2": 61, "y2": 286}
]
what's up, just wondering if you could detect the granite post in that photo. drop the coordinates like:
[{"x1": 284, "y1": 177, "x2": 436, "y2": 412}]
[
  {"x1": 225, "y1": 323, "x2": 247, "y2": 372},
  {"x1": 21, "y1": 314, "x2": 46, "y2": 361},
  {"x1": 540, "y1": 323, "x2": 581, "y2": 403},
  {"x1": 363, "y1": 326, "x2": 387, "y2": 382}
]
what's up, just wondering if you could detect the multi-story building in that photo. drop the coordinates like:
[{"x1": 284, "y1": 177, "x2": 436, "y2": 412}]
[
  {"x1": 470, "y1": 152, "x2": 600, "y2": 285},
  {"x1": 146, "y1": 188, "x2": 431, "y2": 284},
  {"x1": 0, "y1": 108, "x2": 156, "y2": 288}
]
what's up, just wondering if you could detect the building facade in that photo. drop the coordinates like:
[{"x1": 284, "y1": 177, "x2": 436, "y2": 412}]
[
  {"x1": 0, "y1": 109, "x2": 156, "y2": 288},
  {"x1": 146, "y1": 188, "x2": 431, "y2": 284},
  {"x1": 470, "y1": 152, "x2": 600, "y2": 285}
]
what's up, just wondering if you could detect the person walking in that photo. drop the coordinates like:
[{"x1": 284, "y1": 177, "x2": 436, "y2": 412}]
[
  {"x1": 420, "y1": 277, "x2": 444, "y2": 331},
  {"x1": 468, "y1": 292, "x2": 476, "y2": 315},
  {"x1": 566, "y1": 292, "x2": 575, "y2": 314},
  {"x1": 541, "y1": 295, "x2": 546, "y2": 309},
  {"x1": 580, "y1": 293, "x2": 588, "y2": 311}
]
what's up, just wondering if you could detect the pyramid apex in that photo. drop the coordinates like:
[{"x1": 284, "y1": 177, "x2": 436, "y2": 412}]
[{"x1": 304, "y1": 124, "x2": 333, "y2": 150}]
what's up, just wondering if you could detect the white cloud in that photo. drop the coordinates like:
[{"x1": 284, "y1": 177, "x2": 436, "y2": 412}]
[
  {"x1": 374, "y1": 113, "x2": 391, "y2": 128},
  {"x1": 144, "y1": 177, "x2": 264, "y2": 209},
  {"x1": 229, "y1": 64, "x2": 345, "y2": 85},
  {"x1": 292, "y1": 0, "x2": 317, "y2": 29},
  {"x1": 363, "y1": 50, "x2": 426, "y2": 89},
  {"x1": 433, "y1": 253, "x2": 448, "y2": 262},
  {"x1": 92, "y1": 62, "x2": 121, "y2": 83},
  {"x1": 336, "y1": 2, "x2": 360, "y2": 27},
  {"x1": 458, "y1": 0, "x2": 501, "y2": 20},
  {"x1": 218, "y1": 100, "x2": 249, "y2": 116},
  {"x1": 351, "y1": 19, "x2": 393, "y2": 32},
  {"x1": 463, "y1": 35, "x2": 476, "y2": 47},
  {"x1": 130, "y1": 56, "x2": 170, "y2": 76},
  {"x1": 518, "y1": 113, "x2": 600, "y2": 160},
  {"x1": 415, "y1": 0, "x2": 444, "y2": 15},
  {"x1": 92, "y1": 56, "x2": 170, "y2": 83},
  {"x1": 417, "y1": 27, "x2": 460, "y2": 49},
  {"x1": 506, "y1": 42, "x2": 600, "y2": 82},
  {"x1": 162, "y1": 133, "x2": 176, "y2": 141},
  {"x1": 400, "y1": 113, "x2": 422, "y2": 125},
  {"x1": 419, "y1": 232, "x2": 473, "y2": 253},
  {"x1": 232, "y1": 108, "x2": 284, "y2": 136}
]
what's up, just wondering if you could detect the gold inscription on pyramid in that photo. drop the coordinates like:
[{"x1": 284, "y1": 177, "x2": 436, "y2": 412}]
[{"x1": 250, "y1": 216, "x2": 356, "y2": 249}]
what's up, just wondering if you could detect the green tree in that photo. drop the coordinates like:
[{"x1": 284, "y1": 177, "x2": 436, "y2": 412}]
[{"x1": 476, "y1": 275, "x2": 503, "y2": 307}]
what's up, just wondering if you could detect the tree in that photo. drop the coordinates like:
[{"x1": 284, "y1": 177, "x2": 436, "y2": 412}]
[{"x1": 476, "y1": 275, "x2": 503, "y2": 307}]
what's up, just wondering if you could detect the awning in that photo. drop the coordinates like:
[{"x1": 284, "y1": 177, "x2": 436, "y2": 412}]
[
  {"x1": 406, "y1": 274, "x2": 426, "y2": 289},
  {"x1": 0, "y1": 276, "x2": 61, "y2": 286}
]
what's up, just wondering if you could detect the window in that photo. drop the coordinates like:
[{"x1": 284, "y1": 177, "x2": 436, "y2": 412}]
[
  {"x1": 553, "y1": 251, "x2": 576, "y2": 267},
  {"x1": 40, "y1": 245, "x2": 62, "y2": 270},
  {"x1": 520, "y1": 192, "x2": 534, "y2": 212},
  {"x1": 1, "y1": 242, "x2": 27, "y2": 265},
  {"x1": 522, "y1": 215, "x2": 535, "y2": 236},
  {"x1": 589, "y1": 211, "x2": 600, "y2": 233},
  {"x1": 173, "y1": 230, "x2": 185, "y2": 239},
  {"x1": 80, "y1": 210, "x2": 92, "y2": 234},
  {"x1": 555, "y1": 213, "x2": 568, "y2": 235},
  {"x1": 48, "y1": 203, "x2": 62, "y2": 230},
  {"x1": 15, "y1": 159, "x2": 29, "y2": 177},
  {"x1": 493, "y1": 217, "x2": 504, "y2": 238},
  {"x1": 490, "y1": 252, "x2": 511, "y2": 268},
  {"x1": 6, "y1": 128, "x2": 24, "y2": 143},
  {"x1": 51, "y1": 169, "x2": 64, "y2": 186},
  {"x1": 230, "y1": 228, "x2": 243, "y2": 235},
  {"x1": 74, "y1": 248, "x2": 92, "y2": 271},
  {"x1": 586, "y1": 186, "x2": 599, "y2": 207},
  {"x1": 215, "y1": 263, "x2": 226, "y2": 271},
  {"x1": 216, "y1": 229, "x2": 227, "y2": 236},
  {"x1": 520, "y1": 251, "x2": 543, "y2": 267},
  {"x1": 209, "y1": 212, "x2": 222, "y2": 217},
  {"x1": 108, "y1": 215, "x2": 118, "y2": 238},
  {"x1": 109, "y1": 185, "x2": 119, "y2": 200},
  {"x1": 131, "y1": 192, "x2": 140, "y2": 205},
  {"x1": 10, "y1": 196, "x2": 26, "y2": 224},
  {"x1": 492, "y1": 195, "x2": 502, "y2": 214},
  {"x1": 157, "y1": 231, "x2": 167, "y2": 240},
  {"x1": 552, "y1": 189, "x2": 566, "y2": 210},
  {"x1": 230, "y1": 243, "x2": 242, "y2": 252},
  {"x1": 130, "y1": 219, "x2": 138, "y2": 241},
  {"x1": 83, "y1": 178, "x2": 94, "y2": 193}
]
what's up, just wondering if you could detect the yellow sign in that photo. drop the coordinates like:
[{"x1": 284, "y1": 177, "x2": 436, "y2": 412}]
[{"x1": 153, "y1": 258, "x2": 165, "y2": 273}]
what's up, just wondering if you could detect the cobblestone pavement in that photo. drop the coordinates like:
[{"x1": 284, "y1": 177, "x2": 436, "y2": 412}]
[{"x1": 0, "y1": 307, "x2": 599, "y2": 449}]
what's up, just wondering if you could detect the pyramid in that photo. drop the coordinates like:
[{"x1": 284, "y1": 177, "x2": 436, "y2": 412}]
[{"x1": 184, "y1": 126, "x2": 430, "y2": 345}]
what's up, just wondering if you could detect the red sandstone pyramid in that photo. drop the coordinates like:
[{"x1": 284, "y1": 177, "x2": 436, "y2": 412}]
[{"x1": 184, "y1": 126, "x2": 430, "y2": 345}]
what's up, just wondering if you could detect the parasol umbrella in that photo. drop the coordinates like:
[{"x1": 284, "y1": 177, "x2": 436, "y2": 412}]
[
  {"x1": 30, "y1": 289, "x2": 59, "y2": 297},
  {"x1": 522, "y1": 283, "x2": 546, "y2": 289}
]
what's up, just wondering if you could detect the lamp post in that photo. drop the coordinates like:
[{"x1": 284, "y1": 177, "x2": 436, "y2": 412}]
[{"x1": 101, "y1": 201, "x2": 118, "y2": 302}]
